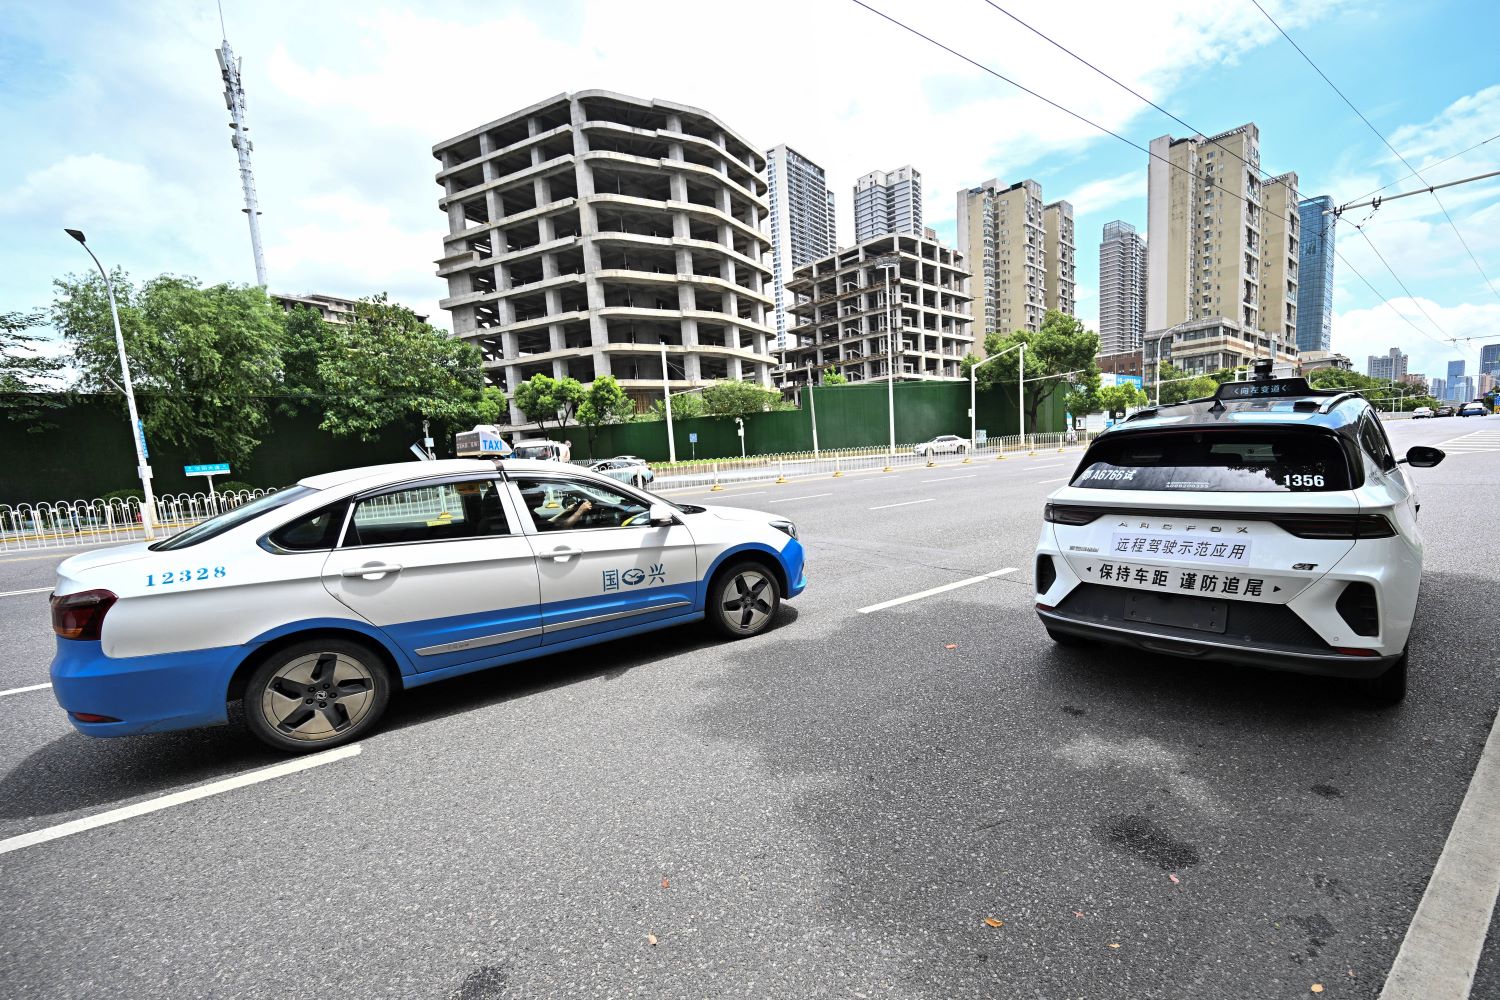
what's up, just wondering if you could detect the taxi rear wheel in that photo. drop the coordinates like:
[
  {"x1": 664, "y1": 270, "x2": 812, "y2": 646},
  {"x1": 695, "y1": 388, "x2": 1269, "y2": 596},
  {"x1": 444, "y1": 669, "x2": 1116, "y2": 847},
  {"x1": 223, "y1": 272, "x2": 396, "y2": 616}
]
[
  {"x1": 243, "y1": 639, "x2": 392, "y2": 753},
  {"x1": 709, "y1": 561, "x2": 781, "y2": 639}
]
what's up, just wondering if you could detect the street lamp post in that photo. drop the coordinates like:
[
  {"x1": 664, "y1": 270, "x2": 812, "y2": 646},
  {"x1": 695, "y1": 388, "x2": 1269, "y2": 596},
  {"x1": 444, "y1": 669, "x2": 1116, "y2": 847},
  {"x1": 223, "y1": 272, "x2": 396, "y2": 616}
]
[
  {"x1": 65, "y1": 229, "x2": 157, "y2": 540},
  {"x1": 659, "y1": 342, "x2": 677, "y2": 464},
  {"x1": 1142, "y1": 322, "x2": 1192, "y2": 405},
  {"x1": 969, "y1": 341, "x2": 1026, "y2": 448},
  {"x1": 874, "y1": 255, "x2": 902, "y2": 461}
]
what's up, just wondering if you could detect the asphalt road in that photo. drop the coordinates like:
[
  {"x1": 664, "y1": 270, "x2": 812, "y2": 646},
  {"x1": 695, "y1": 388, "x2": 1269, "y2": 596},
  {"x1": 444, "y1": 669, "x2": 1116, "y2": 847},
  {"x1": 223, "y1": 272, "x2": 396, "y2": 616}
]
[{"x1": 0, "y1": 416, "x2": 1497, "y2": 999}]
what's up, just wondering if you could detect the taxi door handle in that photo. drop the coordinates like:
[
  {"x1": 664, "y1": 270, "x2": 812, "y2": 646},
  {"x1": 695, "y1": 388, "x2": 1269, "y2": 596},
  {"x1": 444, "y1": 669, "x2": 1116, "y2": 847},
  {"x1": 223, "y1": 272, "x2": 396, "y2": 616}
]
[
  {"x1": 342, "y1": 563, "x2": 402, "y2": 579},
  {"x1": 546, "y1": 546, "x2": 582, "y2": 563}
]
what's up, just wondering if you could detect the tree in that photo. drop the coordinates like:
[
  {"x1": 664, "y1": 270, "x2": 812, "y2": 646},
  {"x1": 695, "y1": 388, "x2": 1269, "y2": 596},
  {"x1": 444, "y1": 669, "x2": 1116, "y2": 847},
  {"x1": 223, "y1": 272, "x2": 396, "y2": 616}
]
[
  {"x1": 512, "y1": 373, "x2": 585, "y2": 433},
  {"x1": 278, "y1": 305, "x2": 335, "y2": 416},
  {"x1": 1097, "y1": 382, "x2": 1149, "y2": 417},
  {"x1": 317, "y1": 294, "x2": 493, "y2": 442},
  {"x1": 821, "y1": 370, "x2": 847, "y2": 386},
  {"x1": 1154, "y1": 362, "x2": 1219, "y2": 404},
  {"x1": 51, "y1": 271, "x2": 286, "y2": 464},
  {"x1": 701, "y1": 379, "x2": 784, "y2": 418},
  {"x1": 1, "y1": 309, "x2": 66, "y2": 431},
  {"x1": 972, "y1": 310, "x2": 1100, "y2": 430},
  {"x1": 643, "y1": 391, "x2": 705, "y2": 421},
  {"x1": 575, "y1": 375, "x2": 634, "y2": 457}
]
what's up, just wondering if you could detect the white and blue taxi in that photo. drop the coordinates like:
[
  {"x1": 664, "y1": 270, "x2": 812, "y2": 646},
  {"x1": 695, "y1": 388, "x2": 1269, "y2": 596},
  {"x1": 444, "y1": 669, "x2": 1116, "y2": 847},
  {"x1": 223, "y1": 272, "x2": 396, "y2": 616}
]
[
  {"x1": 49, "y1": 459, "x2": 805, "y2": 751},
  {"x1": 1035, "y1": 365, "x2": 1444, "y2": 704}
]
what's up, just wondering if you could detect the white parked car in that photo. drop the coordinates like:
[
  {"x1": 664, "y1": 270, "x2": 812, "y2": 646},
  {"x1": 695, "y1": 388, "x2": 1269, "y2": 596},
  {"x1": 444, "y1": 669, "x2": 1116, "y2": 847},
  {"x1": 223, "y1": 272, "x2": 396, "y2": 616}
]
[
  {"x1": 589, "y1": 458, "x2": 655, "y2": 488},
  {"x1": 1411, "y1": 406, "x2": 1434, "y2": 419},
  {"x1": 913, "y1": 434, "x2": 971, "y2": 457},
  {"x1": 1034, "y1": 366, "x2": 1444, "y2": 704},
  {"x1": 49, "y1": 459, "x2": 805, "y2": 752},
  {"x1": 511, "y1": 439, "x2": 571, "y2": 461}
]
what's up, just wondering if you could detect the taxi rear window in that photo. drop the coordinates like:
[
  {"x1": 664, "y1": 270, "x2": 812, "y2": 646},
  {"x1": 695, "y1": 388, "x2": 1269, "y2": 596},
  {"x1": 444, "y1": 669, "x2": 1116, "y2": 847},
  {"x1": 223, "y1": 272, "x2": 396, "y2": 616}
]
[{"x1": 1072, "y1": 430, "x2": 1351, "y2": 492}]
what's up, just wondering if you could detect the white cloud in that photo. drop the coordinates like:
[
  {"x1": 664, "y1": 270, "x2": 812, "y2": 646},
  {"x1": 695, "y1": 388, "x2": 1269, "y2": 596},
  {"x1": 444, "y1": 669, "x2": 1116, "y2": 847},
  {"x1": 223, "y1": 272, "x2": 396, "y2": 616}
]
[
  {"x1": 1332, "y1": 298, "x2": 1500, "y2": 381},
  {"x1": 1058, "y1": 171, "x2": 1141, "y2": 218},
  {"x1": 1386, "y1": 84, "x2": 1500, "y2": 174}
]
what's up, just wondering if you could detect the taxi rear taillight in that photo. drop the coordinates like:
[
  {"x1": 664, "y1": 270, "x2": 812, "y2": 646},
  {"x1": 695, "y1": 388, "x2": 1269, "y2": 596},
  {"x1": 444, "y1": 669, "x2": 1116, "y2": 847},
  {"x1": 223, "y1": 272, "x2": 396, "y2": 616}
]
[
  {"x1": 1272, "y1": 514, "x2": 1395, "y2": 539},
  {"x1": 1044, "y1": 503, "x2": 1102, "y2": 525},
  {"x1": 70, "y1": 712, "x2": 121, "y2": 724},
  {"x1": 50, "y1": 589, "x2": 117, "y2": 640}
]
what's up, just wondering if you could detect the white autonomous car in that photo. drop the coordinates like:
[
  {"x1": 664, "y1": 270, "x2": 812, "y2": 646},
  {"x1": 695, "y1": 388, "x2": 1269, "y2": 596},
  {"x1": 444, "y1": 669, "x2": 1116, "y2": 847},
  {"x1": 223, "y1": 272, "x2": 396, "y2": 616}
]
[
  {"x1": 49, "y1": 459, "x2": 805, "y2": 752},
  {"x1": 1034, "y1": 363, "x2": 1444, "y2": 703}
]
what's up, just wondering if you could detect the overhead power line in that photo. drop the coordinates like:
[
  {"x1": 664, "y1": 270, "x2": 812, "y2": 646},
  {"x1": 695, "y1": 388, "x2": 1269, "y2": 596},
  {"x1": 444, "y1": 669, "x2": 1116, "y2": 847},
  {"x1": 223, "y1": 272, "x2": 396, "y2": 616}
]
[
  {"x1": 1250, "y1": 0, "x2": 1500, "y2": 306},
  {"x1": 1330, "y1": 170, "x2": 1500, "y2": 214},
  {"x1": 1346, "y1": 133, "x2": 1500, "y2": 206},
  {"x1": 868, "y1": 0, "x2": 1470, "y2": 356}
]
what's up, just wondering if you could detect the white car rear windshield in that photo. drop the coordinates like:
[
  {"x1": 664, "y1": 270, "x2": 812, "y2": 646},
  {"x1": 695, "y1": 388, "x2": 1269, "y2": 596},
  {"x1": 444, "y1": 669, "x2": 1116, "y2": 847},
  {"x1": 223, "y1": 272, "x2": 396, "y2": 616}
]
[{"x1": 1072, "y1": 430, "x2": 1351, "y2": 492}]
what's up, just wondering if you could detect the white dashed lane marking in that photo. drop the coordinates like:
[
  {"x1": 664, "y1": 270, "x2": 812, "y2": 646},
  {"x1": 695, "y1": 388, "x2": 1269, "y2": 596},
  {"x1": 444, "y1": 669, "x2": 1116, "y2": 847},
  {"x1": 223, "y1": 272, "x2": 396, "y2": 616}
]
[
  {"x1": 857, "y1": 568, "x2": 1018, "y2": 614},
  {"x1": 0, "y1": 745, "x2": 363, "y2": 856},
  {"x1": 0, "y1": 683, "x2": 53, "y2": 698},
  {"x1": 0, "y1": 587, "x2": 52, "y2": 598},
  {"x1": 869, "y1": 498, "x2": 936, "y2": 511}
]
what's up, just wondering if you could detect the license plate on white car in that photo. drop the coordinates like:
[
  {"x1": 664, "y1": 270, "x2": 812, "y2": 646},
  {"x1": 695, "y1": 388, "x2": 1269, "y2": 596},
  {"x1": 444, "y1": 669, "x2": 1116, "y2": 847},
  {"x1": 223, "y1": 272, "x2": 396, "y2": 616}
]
[{"x1": 1124, "y1": 591, "x2": 1226, "y2": 633}]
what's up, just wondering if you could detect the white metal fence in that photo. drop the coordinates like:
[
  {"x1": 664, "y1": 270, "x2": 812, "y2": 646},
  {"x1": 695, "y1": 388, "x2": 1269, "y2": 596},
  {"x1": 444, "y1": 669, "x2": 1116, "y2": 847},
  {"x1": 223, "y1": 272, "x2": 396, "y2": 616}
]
[
  {"x1": 0, "y1": 489, "x2": 275, "y2": 554},
  {"x1": 644, "y1": 432, "x2": 1095, "y2": 493}
]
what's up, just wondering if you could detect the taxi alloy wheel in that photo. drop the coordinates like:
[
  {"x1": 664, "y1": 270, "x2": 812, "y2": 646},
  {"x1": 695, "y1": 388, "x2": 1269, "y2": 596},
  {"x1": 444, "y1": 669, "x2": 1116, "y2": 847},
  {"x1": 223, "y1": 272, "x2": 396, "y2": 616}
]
[
  {"x1": 245, "y1": 639, "x2": 391, "y2": 752},
  {"x1": 711, "y1": 562, "x2": 781, "y2": 639}
]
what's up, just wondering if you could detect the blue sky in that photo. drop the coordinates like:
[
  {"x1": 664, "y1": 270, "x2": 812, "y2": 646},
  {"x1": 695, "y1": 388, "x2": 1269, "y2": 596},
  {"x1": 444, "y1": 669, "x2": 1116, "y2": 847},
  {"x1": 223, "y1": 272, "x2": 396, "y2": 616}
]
[{"x1": 2, "y1": 0, "x2": 1497, "y2": 381}]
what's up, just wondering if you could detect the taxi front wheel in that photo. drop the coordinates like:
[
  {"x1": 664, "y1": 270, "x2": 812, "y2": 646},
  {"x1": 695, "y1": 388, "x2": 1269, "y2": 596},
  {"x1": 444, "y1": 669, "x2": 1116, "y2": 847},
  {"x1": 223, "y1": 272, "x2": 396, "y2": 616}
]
[
  {"x1": 709, "y1": 561, "x2": 781, "y2": 639},
  {"x1": 243, "y1": 639, "x2": 392, "y2": 752}
]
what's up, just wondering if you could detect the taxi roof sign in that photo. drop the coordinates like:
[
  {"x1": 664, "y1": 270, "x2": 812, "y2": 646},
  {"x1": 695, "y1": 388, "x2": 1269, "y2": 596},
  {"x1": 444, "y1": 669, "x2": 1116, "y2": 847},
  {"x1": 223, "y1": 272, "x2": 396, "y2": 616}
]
[
  {"x1": 1214, "y1": 377, "x2": 1315, "y2": 401},
  {"x1": 454, "y1": 425, "x2": 512, "y2": 458}
]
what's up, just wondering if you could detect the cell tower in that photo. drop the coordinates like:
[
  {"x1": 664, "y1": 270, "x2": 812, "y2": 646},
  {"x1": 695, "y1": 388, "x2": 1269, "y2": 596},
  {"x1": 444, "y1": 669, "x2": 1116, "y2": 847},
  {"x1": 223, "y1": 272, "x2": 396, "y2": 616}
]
[{"x1": 215, "y1": 21, "x2": 268, "y2": 287}]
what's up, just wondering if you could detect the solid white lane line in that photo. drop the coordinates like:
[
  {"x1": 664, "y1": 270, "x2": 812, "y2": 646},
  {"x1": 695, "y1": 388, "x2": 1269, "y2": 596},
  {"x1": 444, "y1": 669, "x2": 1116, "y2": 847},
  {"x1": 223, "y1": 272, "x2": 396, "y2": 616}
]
[
  {"x1": 0, "y1": 587, "x2": 52, "y2": 598},
  {"x1": 1037, "y1": 477, "x2": 1069, "y2": 484},
  {"x1": 0, "y1": 682, "x2": 52, "y2": 698},
  {"x1": 1028, "y1": 462, "x2": 1065, "y2": 468},
  {"x1": 0, "y1": 744, "x2": 362, "y2": 856},
  {"x1": 869, "y1": 498, "x2": 936, "y2": 511},
  {"x1": 921, "y1": 474, "x2": 977, "y2": 482},
  {"x1": 770, "y1": 493, "x2": 832, "y2": 503},
  {"x1": 858, "y1": 568, "x2": 1018, "y2": 614},
  {"x1": 1377, "y1": 703, "x2": 1500, "y2": 999}
]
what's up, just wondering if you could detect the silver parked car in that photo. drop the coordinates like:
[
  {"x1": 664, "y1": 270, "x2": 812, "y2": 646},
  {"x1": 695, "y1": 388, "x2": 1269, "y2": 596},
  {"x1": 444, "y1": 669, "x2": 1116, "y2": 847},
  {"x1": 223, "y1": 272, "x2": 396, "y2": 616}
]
[
  {"x1": 913, "y1": 434, "x2": 972, "y2": 457},
  {"x1": 589, "y1": 458, "x2": 655, "y2": 487}
]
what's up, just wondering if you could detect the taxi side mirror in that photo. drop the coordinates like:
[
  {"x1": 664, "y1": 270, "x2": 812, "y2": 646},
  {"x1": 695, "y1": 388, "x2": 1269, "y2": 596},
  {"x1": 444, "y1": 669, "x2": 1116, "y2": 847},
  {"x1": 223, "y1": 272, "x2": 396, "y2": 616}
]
[
  {"x1": 1401, "y1": 445, "x2": 1445, "y2": 468},
  {"x1": 648, "y1": 502, "x2": 677, "y2": 527}
]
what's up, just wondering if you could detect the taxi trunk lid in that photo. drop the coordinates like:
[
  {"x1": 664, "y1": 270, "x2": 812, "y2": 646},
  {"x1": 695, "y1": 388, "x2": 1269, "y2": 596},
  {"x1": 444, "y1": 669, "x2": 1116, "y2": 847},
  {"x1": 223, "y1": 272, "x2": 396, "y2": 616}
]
[{"x1": 1046, "y1": 423, "x2": 1370, "y2": 607}]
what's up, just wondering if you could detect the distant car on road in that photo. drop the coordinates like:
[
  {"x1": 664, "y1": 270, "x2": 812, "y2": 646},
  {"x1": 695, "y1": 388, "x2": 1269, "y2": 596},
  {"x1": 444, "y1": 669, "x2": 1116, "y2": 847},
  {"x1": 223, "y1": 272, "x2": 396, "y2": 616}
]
[
  {"x1": 913, "y1": 434, "x2": 971, "y2": 457},
  {"x1": 1412, "y1": 406, "x2": 1434, "y2": 419},
  {"x1": 1459, "y1": 403, "x2": 1488, "y2": 417},
  {"x1": 1435, "y1": 406, "x2": 1455, "y2": 417},
  {"x1": 590, "y1": 458, "x2": 655, "y2": 488}
]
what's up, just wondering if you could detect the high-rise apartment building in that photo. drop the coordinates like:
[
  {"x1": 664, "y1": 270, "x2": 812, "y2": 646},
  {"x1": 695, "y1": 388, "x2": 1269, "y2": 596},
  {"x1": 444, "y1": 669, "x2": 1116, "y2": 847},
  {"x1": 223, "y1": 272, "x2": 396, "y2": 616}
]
[
  {"x1": 1044, "y1": 201, "x2": 1076, "y2": 317},
  {"x1": 1296, "y1": 195, "x2": 1335, "y2": 353},
  {"x1": 1448, "y1": 359, "x2": 1466, "y2": 382},
  {"x1": 766, "y1": 145, "x2": 837, "y2": 350},
  {"x1": 1097, "y1": 220, "x2": 1148, "y2": 355},
  {"x1": 432, "y1": 90, "x2": 775, "y2": 425},
  {"x1": 1428, "y1": 376, "x2": 1446, "y2": 400},
  {"x1": 1146, "y1": 125, "x2": 1301, "y2": 341},
  {"x1": 1368, "y1": 348, "x2": 1409, "y2": 382},
  {"x1": 956, "y1": 178, "x2": 1076, "y2": 335},
  {"x1": 854, "y1": 165, "x2": 923, "y2": 242},
  {"x1": 1481, "y1": 342, "x2": 1500, "y2": 376},
  {"x1": 776, "y1": 232, "x2": 971, "y2": 386},
  {"x1": 1450, "y1": 375, "x2": 1476, "y2": 402}
]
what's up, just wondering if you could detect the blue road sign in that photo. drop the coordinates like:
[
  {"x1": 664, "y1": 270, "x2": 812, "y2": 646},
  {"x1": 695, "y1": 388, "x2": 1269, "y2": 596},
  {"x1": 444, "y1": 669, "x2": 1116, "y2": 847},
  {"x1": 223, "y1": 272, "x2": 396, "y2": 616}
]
[
  {"x1": 184, "y1": 463, "x2": 231, "y2": 476},
  {"x1": 688, "y1": 433, "x2": 698, "y2": 444}
]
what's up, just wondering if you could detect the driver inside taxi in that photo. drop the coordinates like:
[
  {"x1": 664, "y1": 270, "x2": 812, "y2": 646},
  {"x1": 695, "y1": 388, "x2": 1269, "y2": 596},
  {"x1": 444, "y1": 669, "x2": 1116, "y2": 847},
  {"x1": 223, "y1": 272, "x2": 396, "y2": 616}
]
[{"x1": 551, "y1": 497, "x2": 592, "y2": 529}]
